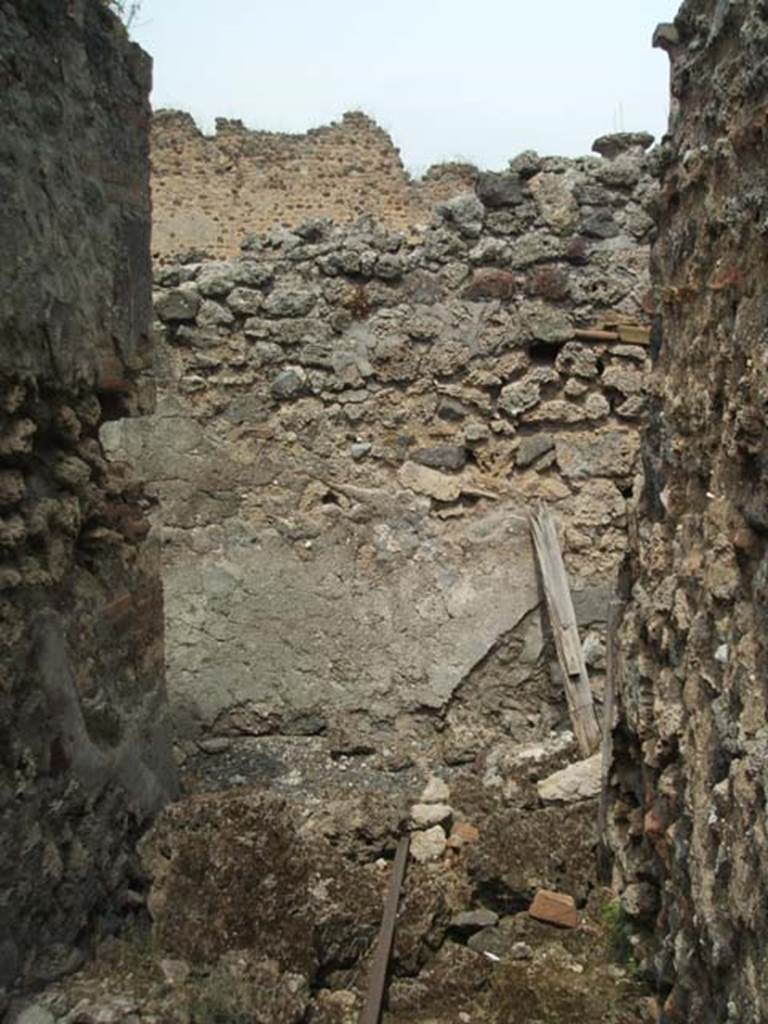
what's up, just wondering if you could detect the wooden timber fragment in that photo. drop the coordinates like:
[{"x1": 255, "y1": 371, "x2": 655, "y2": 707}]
[
  {"x1": 358, "y1": 834, "x2": 410, "y2": 1024},
  {"x1": 596, "y1": 597, "x2": 626, "y2": 882},
  {"x1": 616, "y1": 324, "x2": 651, "y2": 345},
  {"x1": 573, "y1": 328, "x2": 620, "y2": 342},
  {"x1": 529, "y1": 505, "x2": 600, "y2": 758},
  {"x1": 572, "y1": 322, "x2": 650, "y2": 346}
]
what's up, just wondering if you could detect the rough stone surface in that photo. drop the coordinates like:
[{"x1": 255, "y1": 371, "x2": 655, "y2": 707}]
[
  {"x1": 109, "y1": 152, "x2": 655, "y2": 749},
  {"x1": 410, "y1": 826, "x2": 448, "y2": 863},
  {"x1": 608, "y1": 4, "x2": 768, "y2": 1021},
  {"x1": 450, "y1": 908, "x2": 499, "y2": 934},
  {"x1": 537, "y1": 753, "x2": 602, "y2": 803},
  {"x1": 420, "y1": 776, "x2": 451, "y2": 803},
  {"x1": 410, "y1": 803, "x2": 453, "y2": 829},
  {"x1": 0, "y1": 0, "x2": 177, "y2": 992},
  {"x1": 139, "y1": 790, "x2": 383, "y2": 977},
  {"x1": 0, "y1": 2, "x2": 153, "y2": 392}
]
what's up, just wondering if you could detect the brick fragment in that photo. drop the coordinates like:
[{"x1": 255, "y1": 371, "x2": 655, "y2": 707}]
[{"x1": 528, "y1": 889, "x2": 578, "y2": 929}]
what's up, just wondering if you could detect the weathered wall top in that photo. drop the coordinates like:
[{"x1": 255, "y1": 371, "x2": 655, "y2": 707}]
[
  {"x1": 0, "y1": 0, "x2": 153, "y2": 393},
  {"x1": 150, "y1": 108, "x2": 479, "y2": 262}
]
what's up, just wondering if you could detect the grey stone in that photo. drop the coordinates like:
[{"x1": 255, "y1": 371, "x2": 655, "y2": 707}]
[
  {"x1": 509, "y1": 942, "x2": 533, "y2": 960},
  {"x1": 592, "y1": 132, "x2": 654, "y2": 159},
  {"x1": 522, "y1": 303, "x2": 573, "y2": 344},
  {"x1": 476, "y1": 172, "x2": 525, "y2": 209},
  {"x1": 198, "y1": 737, "x2": 232, "y2": 754},
  {"x1": 420, "y1": 776, "x2": 451, "y2": 803},
  {"x1": 438, "y1": 193, "x2": 485, "y2": 239},
  {"x1": 351, "y1": 442, "x2": 372, "y2": 460},
  {"x1": 652, "y1": 22, "x2": 680, "y2": 50},
  {"x1": 155, "y1": 287, "x2": 200, "y2": 323},
  {"x1": 602, "y1": 364, "x2": 643, "y2": 395},
  {"x1": 509, "y1": 232, "x2": 566, "y2": 268},
  {"x1": 197, "y1": 299, "x2": 235, "y2": 328},
  {"x1": 499, "y1": 378, "x2": 542, "y2": 418},
  {"x1": 581, "y1": 209, "x2": 621, "y2": 239},
  {"x1": 375, "y1": 253, "x2": 405, "y2": 280},
  {"x1": 13, "y1": 1005, "x2": 55, "y2": 1024},
  {"x1": 530, "y1": 172, "x2": 580, "y2": 235},
  {"x1": 508, "y1": 150, "x2": 542, "y2": 179},
  {"x1": 226, "y1": 287, "x2": 264, "y2": 316},
  {"x1": 271, "y1": 367, "x2": 307, "y2": 400},
  {"x1": 555, "y1": 342, "x2": 599, "y2": 379},
  {"x1": 464, "y1": 422, "x2": 490, "y2": 444},
  {"x1": 231, "y1": 260, "x2": 273, "y2": 287},
  {"x1": 451, "y1": 908, "x2": 499, "y2": 933},
  {"x1": 413, "y1": 445, "x2": 467, "y2": 472},
  {"x1": 621, "y1": 881, "x2": 659, "y2": 920},
  {"x1": 537, "y1": 753, "x2": 602, "y2": 803},
  {"x1": 516, "y1": 434, "x2": 555, "y2": 468},
  {"x1": 398, "y1": 461, "x2": 462, "y2": 502},
  {"x1": 410, "y1": 825, "x2": 447, "y2": 863},
  {"x1": 264, "y1": 286, "x2": 316, "y2": 318},
  {"x1": 555, "y1": 430, "x2": 640, "y2": 479},
  {"x1": 196, "y1": 263, "x2": 235, "y2": 298},
  {"x1": 410, "y1": 802, "x2": 453, "y2": 828},
  {"x1": 466, "y1": 927, "x2": 515, "y2": 958},
  {"x1": 437, "y1": 397, "x2": 469, "y2": 421},
  {"x1": 594, "y1": 156, "x2": 642, "y2": 189}
]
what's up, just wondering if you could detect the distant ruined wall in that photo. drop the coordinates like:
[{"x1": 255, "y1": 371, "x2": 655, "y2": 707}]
[
  {"x1": 0, "y1": 0, "x2": 176, "y2": 995},
  {"x1": 150, "y1": 110, "x2": 478, "y2": 262},
  {"x1": 609, "y1": 3, "x2": 768, "y2": 1021},
  {"x1": 109, "y1": 140, "x2": 657, "y2": 762}
]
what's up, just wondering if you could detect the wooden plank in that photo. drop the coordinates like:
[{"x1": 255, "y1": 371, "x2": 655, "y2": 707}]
[
  {"x1": 358, "y1": 835, "x2": 410, "y2": 1024},
  {"x1": 529, "y1": 505, "x2": 601, "y2": 758},
  {"x1": 617, "y1": 324, "x2": 651, "y2": 345},
  {"x1": 596, "y1": 597, "x2": 625, "y2": 883},
  {"x1": 573, "y1": 329, "x2": 620, "y2": 342}
]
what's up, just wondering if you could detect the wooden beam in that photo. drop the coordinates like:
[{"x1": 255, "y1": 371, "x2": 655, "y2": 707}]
[
  {"x1": 596, "y1": 597, "x2": 626, "y2": 883},
  {"x1": 573, "y1": 329, "x2": 620, "y2": 342},
  {"x1": 529, "y1": 505, "x2": 601, "y2": 758},
  {"x1": 358, "y1": 835, "x2": 410, "y2": 1024}
]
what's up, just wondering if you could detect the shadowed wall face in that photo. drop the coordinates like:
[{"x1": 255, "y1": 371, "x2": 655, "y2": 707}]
[
  {"x1": 609, "y1": 3, "x2": 768, "y2": 1021},
  {"x1": 0, "y1": 0, "x2": 176, "y2": 993}
]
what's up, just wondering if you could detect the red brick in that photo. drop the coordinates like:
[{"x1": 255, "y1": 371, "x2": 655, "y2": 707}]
[{"x1": 528, "y1": 889, "x2": 578, "y2": 929}]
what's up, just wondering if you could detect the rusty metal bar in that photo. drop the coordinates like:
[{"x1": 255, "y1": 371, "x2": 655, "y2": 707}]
[{"x1": 358, "y1": 834, "x2": 410, "y2": 1024}]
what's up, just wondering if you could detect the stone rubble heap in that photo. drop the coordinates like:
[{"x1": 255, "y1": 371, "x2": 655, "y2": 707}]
[{"x1": 9, "y1": 749, "x2": 654, "y2": 1023}]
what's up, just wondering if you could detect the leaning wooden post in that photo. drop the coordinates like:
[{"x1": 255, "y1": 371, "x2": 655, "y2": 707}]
[
  {"x1": 596, "y1": 596, "x2": 625, "y2": 882},
  {"x1": 358, "y1": 834, "x2": 410, "y2": 1024},
  {"x1": 529, "y1": 504, "x2": 601, "y2": 758}
]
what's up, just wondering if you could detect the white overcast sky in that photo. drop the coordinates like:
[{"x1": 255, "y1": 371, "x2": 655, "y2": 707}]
[{"x1": 132, "y1": 1, "x2": 681, "y2": 175}]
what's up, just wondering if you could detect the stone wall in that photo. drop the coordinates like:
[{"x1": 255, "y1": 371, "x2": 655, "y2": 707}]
[
  {"x1": 608, "y1": 3, "x2": 768, "y2": 1021},
  {"x1": 0, "y1": 0, "x2": 177, "y2": 996},
  {"x1": 108, "y1": 140, "x2": 657, "y2": 763},
  {"x1": 150, "y1": 110, "x2": 478, "y2": 262}
]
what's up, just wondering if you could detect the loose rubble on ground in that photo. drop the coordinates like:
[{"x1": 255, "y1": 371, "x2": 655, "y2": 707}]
[{"x1": 8, "y1": 731, "x2": 655, "y2": 1024}]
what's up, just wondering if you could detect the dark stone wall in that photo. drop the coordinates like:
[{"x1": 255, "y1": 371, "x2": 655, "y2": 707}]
[
  {"x1": 0, "y1": 0, "x2": 153, "y2": 394},
  {"x1": 0, "y1": 0, "x2": 177, "y2": 996},
  {"x1": 609, "y1": 3, "x2": 768, "y2": 1021}
]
